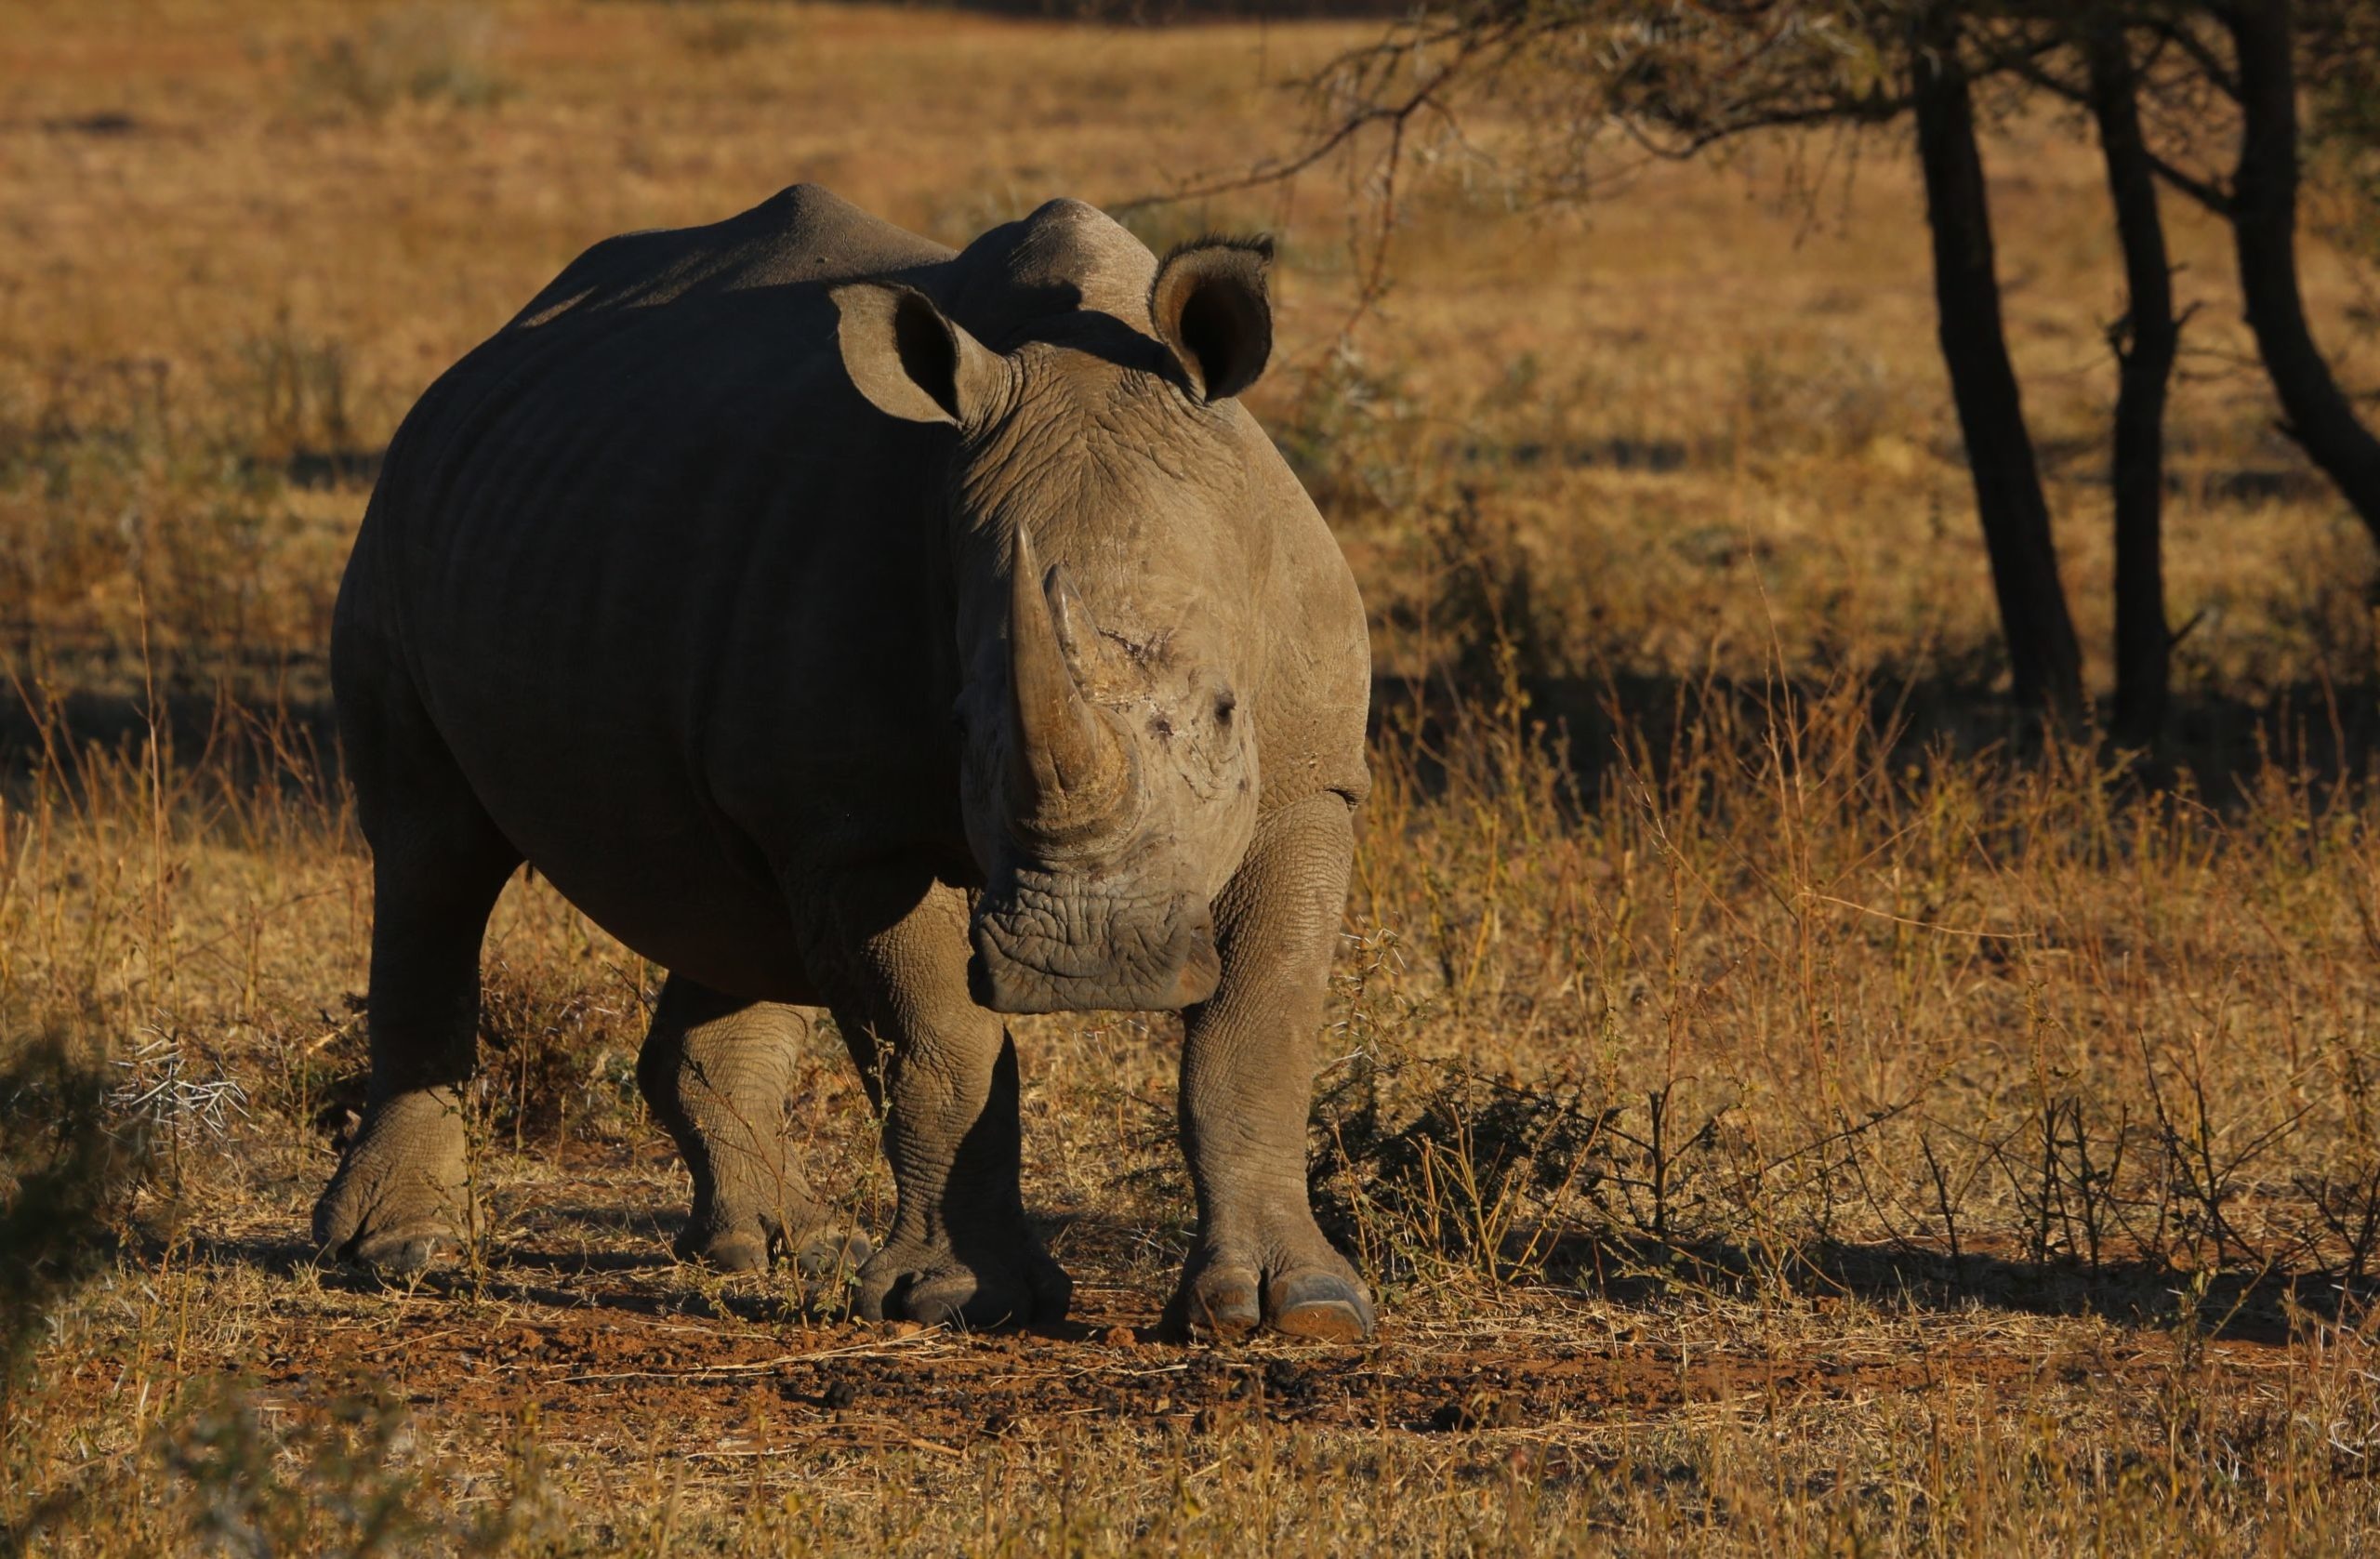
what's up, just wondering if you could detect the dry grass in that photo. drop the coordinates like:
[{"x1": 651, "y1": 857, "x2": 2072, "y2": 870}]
[{"x1": 7, "y1": 1, "x2": 2380, "y2": 1552}]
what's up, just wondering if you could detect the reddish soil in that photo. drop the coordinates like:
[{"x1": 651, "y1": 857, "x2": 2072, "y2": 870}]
[{"x1": 56, "y1": 1249, "x2": 2287, "y2": 1473}]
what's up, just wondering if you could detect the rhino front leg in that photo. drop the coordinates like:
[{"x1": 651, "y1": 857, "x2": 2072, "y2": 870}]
[
  {"x1": 637, "y1": 976, "x2": 869, "y2": 1276},
  {"x1": 810, "y1": 871, "x2": 1068, "y2": 1329},
  {"x1": 1166, "y1": 792, "x2": 1375, "y2": 1342}
]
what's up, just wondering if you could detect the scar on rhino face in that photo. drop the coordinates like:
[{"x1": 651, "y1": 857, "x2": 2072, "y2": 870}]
[{"x1": 1099, "y1": 627, "x2": 1169, "y2": 667}]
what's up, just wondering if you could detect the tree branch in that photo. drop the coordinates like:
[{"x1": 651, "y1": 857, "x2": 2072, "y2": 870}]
[
  {"x1": 2141, "y1": 144, "x2": 2233, "y2": 214},
  {"x1": 2149, "y1": 16, "x2": 2241, "y2": 99}
]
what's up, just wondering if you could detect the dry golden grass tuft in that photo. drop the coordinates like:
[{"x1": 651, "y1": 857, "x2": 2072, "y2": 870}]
[{"x1": 7, "y1": 0, "x2": 2380, "y2": 1552}]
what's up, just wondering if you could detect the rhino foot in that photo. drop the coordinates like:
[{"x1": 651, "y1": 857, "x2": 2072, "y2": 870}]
[
  {"x1": 793, "y1": 1228, "x2": 875, "y2": 1280},
  {"x1": 853, "y1": 1231, "x2": 1071, "y2": 1330},
  {"x1": 1164, "y1": 1234, "x2": 1375, "y2": 1344},
  {"x1": 312, "y1": 1088, "x2": 469, "y2": 1273},
  {"x1": 675, "y1": 1217, "x2": 872, "y2": 1279}
]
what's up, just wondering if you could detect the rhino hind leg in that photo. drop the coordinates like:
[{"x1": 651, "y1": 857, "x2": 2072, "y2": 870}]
[
  {"x1": 637, "y1": 975, "x2": 868, "y2": 1276},
  {"x1": 315, "y1": 667, "x2": 522, "y2": 1274},
  {"x1": 812, "y1": 872, "x2": 1068, "y2": 1330},
  {"x1": 1165, "y1": 793, "x2": 1376, "y2": 1343}
]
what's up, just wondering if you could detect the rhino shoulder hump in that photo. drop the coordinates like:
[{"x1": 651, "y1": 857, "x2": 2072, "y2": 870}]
[{"x1": 504, "y1": 183, "x2": 955, "y2": 331}]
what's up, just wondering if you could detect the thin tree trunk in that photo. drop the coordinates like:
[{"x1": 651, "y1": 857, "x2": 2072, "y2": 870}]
[
  {"x1": 1911, "y1": 13, "x2": 2085, "y2": 717},
  {"x1": 2226, "y1": 0, "x2": 2380, "y2": 547},
  {"x1": 2090, "y1": 28, "x2": 2177, "y2": 744}
]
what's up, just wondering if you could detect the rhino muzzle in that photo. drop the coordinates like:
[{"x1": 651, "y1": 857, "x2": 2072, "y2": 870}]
[
  {"x1": 968, "y1": 879, "x2": 1221, "y2": 1013},
  {"x1": 971, "y1": 526, "x2": 1231, "y2": 1011}
]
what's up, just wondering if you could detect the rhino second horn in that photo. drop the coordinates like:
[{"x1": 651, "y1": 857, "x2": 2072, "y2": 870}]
[{"x1": 1007, "y1": 525, "x2": 1129, "y2": 831}]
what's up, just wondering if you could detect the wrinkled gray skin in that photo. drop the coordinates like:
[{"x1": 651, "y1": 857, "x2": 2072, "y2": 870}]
[{"x1": 313, "y1": 186, "x2": 1375, "y2": 1341}]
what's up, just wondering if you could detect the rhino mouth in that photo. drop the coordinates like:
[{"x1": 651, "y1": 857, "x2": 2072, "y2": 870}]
[{"x1": 968, "y1": 874, "x2": 1220, "y2": 1014}]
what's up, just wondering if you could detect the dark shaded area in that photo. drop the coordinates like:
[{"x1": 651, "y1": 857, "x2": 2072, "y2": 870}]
[
  {"x1": 2186, "y1": 464, "x2": 2340, "y2": 506},
  {"x1": 1453, "y1": 434, "x2": 1692, "y2": 475},
  {"x1": 183, "y1": 1217, "x2": 2347, "y2": 1346},
  {"x1": 1418, "y1": 429, "x2": 2330, "y2": 507},
  {"x1": 815, "y1": 0, "x2": 1411, "y2": 19},
  {"x1": 0, "y1": 648, "x2": 340, "y2": 794},
  {"x1": 496, "y1": 1247, "x2": 676, "y2": 1277},
  {"x1": 35, "y1": 112, "x2": 139, "y2": 136},
  {"x1": 280, "y1": 444, "x2": 385, "y2": 491},
  {"x1": 6, "y1": 645, "x2": 2373, "y2": 828},
  {"x1": 165, "y1": 1230, "x2": 847, "y2": 1324},
  {"x1": 510, "y1": 1202, "x2": 681, "y2": 1238},
  {"x1": 1542, "y1": 1234, "x2": 2343, "y2": 1347},
  {"x1": 1368, "y1": 664, "x2": 2379, "y2": 814},
  {"x1": 0, "y1": 1041, "x2": 146, "y2": 1419},
  {"x1": 1313, "y1": 1057, "x2": 2380, "y2": 1350}
]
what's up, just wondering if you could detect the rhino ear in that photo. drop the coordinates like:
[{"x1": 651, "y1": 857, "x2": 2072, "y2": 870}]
[
  {"x1": 832, "y1": 283, "x2": 1006, "y2": 427},
  {"x1": 1150, "y1": 236, "x2": 1274, "y2": 402}
]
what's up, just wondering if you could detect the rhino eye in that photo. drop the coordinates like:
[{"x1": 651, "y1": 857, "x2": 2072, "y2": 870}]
[{"x1": 1214, "y1": 691, "x2": 1237, "y2": 727}]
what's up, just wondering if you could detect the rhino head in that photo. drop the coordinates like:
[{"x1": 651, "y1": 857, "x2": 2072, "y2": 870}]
[{"x1": 832, "y1": 228, "x2": 1280, "y2": 1013}]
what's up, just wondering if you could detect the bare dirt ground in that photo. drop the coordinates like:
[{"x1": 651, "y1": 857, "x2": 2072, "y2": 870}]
[
  {"x1": 26, "y1": 1097, "x2": 2373, "y2": 1550},
  {"x1": 96, "y1": 1168, "x2": 2241, "y2": 1456},
  {"x1": 35, "y1": 1235, "x2": 2333, "y2": 1552}
]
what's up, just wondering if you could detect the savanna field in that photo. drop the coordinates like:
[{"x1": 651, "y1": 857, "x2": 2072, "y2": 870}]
[{"x1": 7, "y1": 1, "x2": 2380, "y2": 1551}]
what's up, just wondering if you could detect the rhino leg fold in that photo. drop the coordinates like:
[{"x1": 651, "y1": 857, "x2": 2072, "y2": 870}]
[
  {"x1": 637, "y1": 976, "x2": 865, "y2": 1275},
  {"x1": 1165, "y1": 793, "x2": 1375, "y2": 1344},
  {"x1": 314, "y1": 678, "x2": 520, "y2": 1273},
  {"x1": 810, "y1": 873, "x2": 1068, "y2": 1330}
]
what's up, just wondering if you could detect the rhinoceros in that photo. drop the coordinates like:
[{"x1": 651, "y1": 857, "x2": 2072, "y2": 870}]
[{"x1": 311, "y1": 185, "x2": 1376, "y2": 1341}]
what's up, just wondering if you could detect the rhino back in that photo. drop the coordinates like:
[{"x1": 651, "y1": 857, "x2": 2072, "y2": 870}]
[
  {"x1": 508, "y1": 183, "x2": 955, "y2": 330},
  {"x1": 342, "y1": 191, "x2": 969, "y2": 998}
]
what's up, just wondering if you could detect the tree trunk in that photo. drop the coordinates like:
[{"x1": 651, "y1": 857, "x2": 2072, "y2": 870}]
[
  {"x1": 1910, "y1": 13, "x2": 2085, "y2": 717},
  {"x1": 2089, "y1": 28, "x2": 2178, "y2": 745},
  {"x1": 2226, "y1": 0, "x2": 2380, "y2": 548}
]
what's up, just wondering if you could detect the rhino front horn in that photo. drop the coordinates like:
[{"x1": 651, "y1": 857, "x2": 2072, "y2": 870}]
[{"x1": 1007, "y1": 524, "x2": 1130, "y2": 835}]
